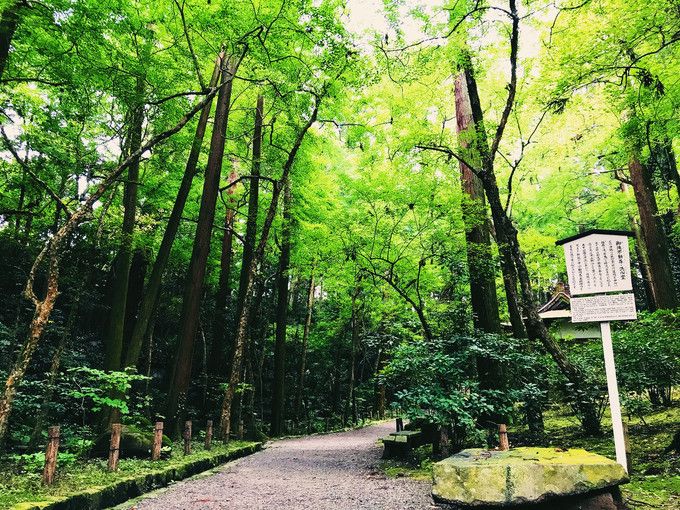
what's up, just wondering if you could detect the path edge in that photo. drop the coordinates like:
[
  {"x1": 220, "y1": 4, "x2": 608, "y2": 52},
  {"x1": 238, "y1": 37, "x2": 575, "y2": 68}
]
[{"x1": 11, "y1": 443, "x2": 262, "y2": 510}]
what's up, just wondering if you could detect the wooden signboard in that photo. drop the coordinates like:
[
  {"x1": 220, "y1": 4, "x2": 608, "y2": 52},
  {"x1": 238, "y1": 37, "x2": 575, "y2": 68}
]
[{"x1": 556, "y1": 229, "x2": 635, "y2": 473}]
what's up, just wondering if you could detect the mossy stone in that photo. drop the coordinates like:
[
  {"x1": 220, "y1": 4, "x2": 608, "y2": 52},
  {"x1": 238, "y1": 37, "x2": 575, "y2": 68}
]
[{"x1": 432, "y1": 447, "x2": 629, "y2": 507}]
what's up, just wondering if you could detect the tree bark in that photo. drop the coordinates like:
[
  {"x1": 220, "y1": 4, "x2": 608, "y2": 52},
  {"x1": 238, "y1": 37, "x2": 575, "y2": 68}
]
[
  {"x1": 235, "y1": 95, "x2": 264, "y2": 330},
  {"x1": 459, "y1": 61, "x2": 526, "y2": 339},
  {"x1": 103, "y1": 77, "x2": 145, "y2": 377},
  {"x1": 220, "y1": 95, "x2": 321, "y2": 441},
  {"x1": 629, "y1": 156, "x2": 679, "y2": 309},
  {"x1": 454, "y1": 71, "x2": 502, "y2": 335},
  {"x1": 0, "y1": 247, "x2": 59, "y2": 444},
  {"x1": 454, "y1": 68, "x2": 508, "y2": 428},
  {"x1": 461, "y1": 47, "x2": 599, "y2": 434},
  {"x1": 166, "y1": 58, "x2": 235, "y2": 434},
  {"x1": 271, "y1": 175, "x2": 292, "y2": 436},
  {"x1": 122, "y1": 248, "x2": 148, "y2": 355},
  {"x1": 124, "y1": 51, "x2": 223, "y2": 369},
  {"x1": 210, "y1": 168, "x2": 239, "y2": 376},
  {"x1": 294, "y1": 271, "x2": 315, "y2": 422},
  {"x1": 0, "y1": 0, "x2": 23, "y2": 80},
  {"x1": 631, "y1": 216, "x2": 655, "y2": 308},
  {"x1": 345, "y1": 290, "x2": 360, "y2": 426}
]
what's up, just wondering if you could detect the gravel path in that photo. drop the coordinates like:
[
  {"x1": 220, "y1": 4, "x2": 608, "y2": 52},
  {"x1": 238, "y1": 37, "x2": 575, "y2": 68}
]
[{"x1": 128, "y1": 422, "x2": 435, "y2": 510}]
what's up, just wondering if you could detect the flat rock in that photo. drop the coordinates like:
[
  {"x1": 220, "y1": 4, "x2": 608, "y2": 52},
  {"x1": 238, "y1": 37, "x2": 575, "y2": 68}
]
[{"x1": 432, "y1": 447, "x2": 628, "y2": 507}]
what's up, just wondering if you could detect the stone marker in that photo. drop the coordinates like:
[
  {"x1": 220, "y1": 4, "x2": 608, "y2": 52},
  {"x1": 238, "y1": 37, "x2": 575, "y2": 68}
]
[{"x1": 432, "y1": 447, "x2": 628, "y2": 508}]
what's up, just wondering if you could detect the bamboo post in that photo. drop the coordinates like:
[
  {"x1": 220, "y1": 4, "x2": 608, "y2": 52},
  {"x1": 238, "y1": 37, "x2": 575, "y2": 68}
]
[
  {"x1": 183, "y1": 420, "x2": 192, "y2": 455},
  {"x1": 107, "y1": 423, "x2": 122, "y2": 471},
  {"x1": 499, "y1": 423, "x2": 509, "y2": 451},
  {"x1": 396, "y1": 417, "x2": 404, "y2": 432},
  {"x1": 152, "y1": 421, "x2": 163, "y2": 460},
  {"x1": 42, "y1": 425, "x2": 60, "y2": 485},
  {"x1": 205, "y1": 420, "x2": 213, "y2": 450}
]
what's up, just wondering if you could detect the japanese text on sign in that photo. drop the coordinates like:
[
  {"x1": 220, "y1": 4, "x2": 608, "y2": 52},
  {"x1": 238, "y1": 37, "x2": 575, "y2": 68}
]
[
  {"x1": 570, "y1": 293, "x2": 637, "y2": 323},
  {"x1": 562, "y1": 234, "x2": 632, "y2": 295}
]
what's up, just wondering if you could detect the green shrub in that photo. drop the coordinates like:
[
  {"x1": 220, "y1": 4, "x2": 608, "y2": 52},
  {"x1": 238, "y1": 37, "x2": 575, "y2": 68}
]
[{"x1": 614, "y1": 310, "x2": 680, "y2": 406}]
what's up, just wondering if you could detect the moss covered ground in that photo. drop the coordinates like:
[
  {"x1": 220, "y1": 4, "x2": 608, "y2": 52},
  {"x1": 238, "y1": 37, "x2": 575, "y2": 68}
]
[
  {"x1": 380, "y1": 403, "x2": 680, "y2": 509},
  {"x1": 0, "y1": 440, "x2": 258, "y2": 508}
]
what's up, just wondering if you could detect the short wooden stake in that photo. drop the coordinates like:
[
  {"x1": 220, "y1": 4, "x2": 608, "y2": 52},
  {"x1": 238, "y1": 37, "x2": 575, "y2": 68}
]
[
  {"x1": 183, "y1": 420, "x2": 192, "y2": 455},
  {"x1": 498, "y1": 423, "x2": 509, "y2": 451},
  {"x1": 396, "y1": 417, "x2": 404, "y2": 432},
  {"x1": 152, "y1": 421, "x2": 163, "y2": 460},
  {"x1": 108, "y1": 423, "x2": 122, "y2": 471},
  {"x1": 205, "y1": 420, "x2": 213, "y2": 450},
  {"x1": 42, "y1": 425, "x2": 60, "y2": 485}
]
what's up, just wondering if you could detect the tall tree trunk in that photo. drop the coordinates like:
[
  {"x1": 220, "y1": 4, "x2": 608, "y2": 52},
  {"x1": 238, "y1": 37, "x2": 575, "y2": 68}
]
[
  {"x1": 122, "y1": 248, "x2": 148, "y2": 356},
  {"x1": 459, "y1": 62, "x2": 526, "y2": 339},
  {"x1": 271, "y1": 175, "x2": 292, "y2": 436},
  {"x1": 219, "y1": 96, "x2": 321, "y2": 441},
  {"x1": 454, "y1": 71, "x2": 502, "y2": 335},
  {"x1": 653, "y1": 138, "x2": 680, "y2": 200},
  {"x1": 345, "y1": 291, "x2": 360, "y2": 426},
  {"x1": 166, "y1": 58, "x2": 235, "y2": 435},
  {"x1": 294, "y1": 271, "x2": 315, "y2": 421},
  {"x1": 484, "y1": 176, "x2": 600, "y2": 433},
  {"x1": 101, "y1": 78, "x2": 145, "y2": 427},
  {"x1": 454, "y1": 68, "x2": 507, "y2": 428},
  {"x1": 103, "y1": 77, "x2": 145, "y2": 378},
  {"x1": 630, "y1": 216, "x2": 655, "y2": 308},
  {"x1": 235, "y1": 95, "x2": 264, "y2": 328},
  {"x1": 0, "y1": 0, "x2": 22, "y2": 80},
  {"x1": 210, "y1": 168, "x2": 239, "y2": 376},
  {"x1": 462, "y1": 57, "x2": 598, "y2": 435},
  {"x1": 123, "y1": 52, "x2": 223, "y2": 369},
  {"x1": 629, "y1": 156, "x2": 679, "y2": 309},
  {"x1": 0, "y1": 249, "x2": 59, "y2": 445}
]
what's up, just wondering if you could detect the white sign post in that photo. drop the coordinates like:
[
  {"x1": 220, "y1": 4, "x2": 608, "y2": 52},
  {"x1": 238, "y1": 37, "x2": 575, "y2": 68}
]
[{"x1": 556, "y1": 230, "x2": 636, "y2": 473}]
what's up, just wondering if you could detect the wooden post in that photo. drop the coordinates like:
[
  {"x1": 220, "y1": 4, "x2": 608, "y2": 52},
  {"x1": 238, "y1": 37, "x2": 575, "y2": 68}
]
[
  {"x1": 205, "y1": 420, "x2": 213, "y2": 450},
  {"x1": 324, "y1": 417, "x2": 329, "y2": 432},
  {"x1": 498, "y1": 424, "x2": 509, "y2": 451},
  {"x1": 183, "y1": 420, "x2": 192, "y2": 455},
  {"x1": 108, "y1": 423, "x2": 122, "y2": 471},
  {"x1": 152, "y1": 421, "x2": 163, "y2": 460},
  {"x1": 396, "y1": 417, "x2": 404, "y2": 432},
  {"x1": 601, "y1": 321, "x2": 628, "y2": 472},
  {"x1": 42, "y1": 425, "x2": 60, "y2": 485},
  {"x1": 622, "y1": 422, "x2": 632, "y2": 474}
]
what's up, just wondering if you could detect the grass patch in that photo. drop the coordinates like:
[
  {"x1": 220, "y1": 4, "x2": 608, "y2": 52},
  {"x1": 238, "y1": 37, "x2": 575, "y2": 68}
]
[
  {"x1": 380, "y1": 444, "x2": 434, "y2": 482},
  {"x1": 0, "y1": 440, "x2": 258, "y2": 508}
]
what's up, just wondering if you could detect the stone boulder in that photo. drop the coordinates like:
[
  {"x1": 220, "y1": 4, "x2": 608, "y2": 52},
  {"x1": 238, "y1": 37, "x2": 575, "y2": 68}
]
[{"x1": 432, "y1": 447, "x2": 628, "y2": 508}]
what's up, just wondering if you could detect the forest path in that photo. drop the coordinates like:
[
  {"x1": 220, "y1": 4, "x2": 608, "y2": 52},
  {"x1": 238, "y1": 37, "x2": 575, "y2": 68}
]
[{"x1": 126, "y1": 421, "x2": 435, "y2": 510}]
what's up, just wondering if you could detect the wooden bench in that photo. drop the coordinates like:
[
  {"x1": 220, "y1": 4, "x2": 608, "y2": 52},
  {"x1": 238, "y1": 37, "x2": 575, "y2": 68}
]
[{"x1": 381, "y1": 430, "x2": 426, "y2": 459}]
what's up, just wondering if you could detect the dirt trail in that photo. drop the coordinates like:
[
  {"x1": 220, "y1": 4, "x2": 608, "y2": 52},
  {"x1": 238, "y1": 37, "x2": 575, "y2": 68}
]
[{"x1": 127, "y1": 421, "x2": 435, "y2": 510}]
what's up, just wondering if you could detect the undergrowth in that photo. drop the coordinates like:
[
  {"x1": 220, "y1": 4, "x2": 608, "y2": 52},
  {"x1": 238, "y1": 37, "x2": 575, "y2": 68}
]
[{"x1": 0, "y1": 440, "x2": 257, "y2": 508}]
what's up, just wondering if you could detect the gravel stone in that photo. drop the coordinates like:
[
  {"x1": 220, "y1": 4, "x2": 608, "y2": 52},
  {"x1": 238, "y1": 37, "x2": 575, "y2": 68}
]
[{"x1": 128, "y1": 422, "x2": 435, "y2": 509}]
